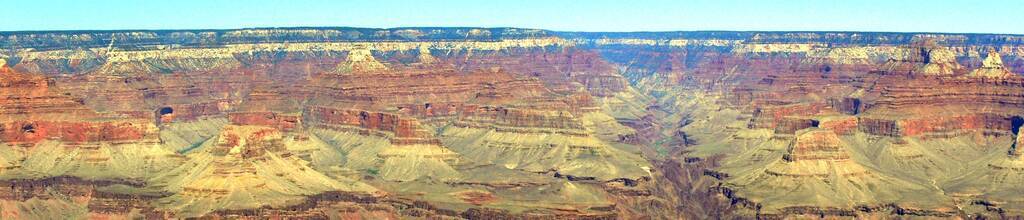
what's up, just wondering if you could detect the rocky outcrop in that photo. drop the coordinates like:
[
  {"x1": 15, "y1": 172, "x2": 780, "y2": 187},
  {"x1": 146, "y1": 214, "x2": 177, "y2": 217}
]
[
  {"x1": 304, "y1": 107, "x2": 440, "y2": 145},
  {"x1": 227, "y1": 112, "x2": 300, "y2": 131},
  {"x1": 308, "y1": 64, "x2": 551, "y2": 106},
  {"x1": 0, "y1": 120, "x2": 148, "y2": 143},
  {"x1": 817, "y1": 116, "x2": 858, "y2": 135},
  {"x1": 881, "y1": 43, "x2": 962, "y2": 76},
  {"x1": 416, "y1": 45, "x2": 436, "y2": 64},
  {"x1": 454, "y1": 106, "x2": 588, "y2": 135},
  {"x1": 858, "y1": 113, "x2": 1020, "y2": 137},
  {"x1": 451, "y1": 49, "x2": 628, "y2": 97},
  {"x1": 780, "y1": 129, "x2": 852, "y2": 162},
  {"x1": 303, "y1": 106, "x2": 461, "y2": 181},
  {"x1": 587, "y1": 33, "x2": 1024, "y2": 217},
  {"x1": 748, "y1": 103, "x2": 827, "y2": 134},
  {"x1": 967, "y1": 49, "x2": 1016, "y2": 78},
  {"x1": 338, "y1": 48, "x2": 387, "y2": 73},
  {"x1": 151, "y1": 125, "x2": 381, "y2": 217},
  {"x1": 0, "y1": 65, "x2": 153, "y2": 144},
  {"x1": 720, "y1": 129, "x2": 950, "y2": 216}
]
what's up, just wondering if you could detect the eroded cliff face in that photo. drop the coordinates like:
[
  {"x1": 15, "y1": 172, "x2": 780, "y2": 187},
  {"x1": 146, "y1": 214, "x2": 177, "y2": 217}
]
[
  {"x1": 0, "y1": 28, "x2": 643, "y2": 219},
  {"x1": 1, "y1": 27, "x2": 1024, "y2": 218},
  {"x1": 588, "y1": 31, "x2": 1024, "y2": 218}
]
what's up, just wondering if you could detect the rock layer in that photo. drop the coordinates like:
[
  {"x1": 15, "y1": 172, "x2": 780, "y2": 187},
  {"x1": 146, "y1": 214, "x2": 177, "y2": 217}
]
[{"x1": 2, "y1": 27, "x2": 1024, "y2": 218}]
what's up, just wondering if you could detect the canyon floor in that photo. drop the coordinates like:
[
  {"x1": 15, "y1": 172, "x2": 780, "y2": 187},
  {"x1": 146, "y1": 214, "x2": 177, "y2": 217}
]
[{"x1": 1, "y1": 27, "x2": 1024, "y2": 219}]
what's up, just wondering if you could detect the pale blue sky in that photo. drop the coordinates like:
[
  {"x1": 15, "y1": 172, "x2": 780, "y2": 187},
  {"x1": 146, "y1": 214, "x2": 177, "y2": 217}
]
[{"x1": 3, "y1": 0, "x2": 1022, "y2": 34}]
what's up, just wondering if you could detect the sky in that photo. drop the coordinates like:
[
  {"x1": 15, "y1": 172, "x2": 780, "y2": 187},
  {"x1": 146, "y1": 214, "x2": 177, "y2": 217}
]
[{"x1": 3, "y1": 0, "x2": 1022, "y2": 34}]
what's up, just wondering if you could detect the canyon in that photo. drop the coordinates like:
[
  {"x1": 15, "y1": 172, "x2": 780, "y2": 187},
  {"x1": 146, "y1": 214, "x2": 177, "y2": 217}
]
[{"x1": 1, "y1": 27, "x2": 1024, "y2": 218}]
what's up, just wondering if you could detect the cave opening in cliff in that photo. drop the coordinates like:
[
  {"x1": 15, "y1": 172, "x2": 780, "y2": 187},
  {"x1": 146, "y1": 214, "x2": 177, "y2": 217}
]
[
  {"x1": 22, "y1": 124, "x2": 35, "y2": 133},
  {"x1": 158, "y1": 107, "x2": 174, "y2": 116},
  {"x1": 156, "y1": 107, "x2": 175, "y2": 125}
]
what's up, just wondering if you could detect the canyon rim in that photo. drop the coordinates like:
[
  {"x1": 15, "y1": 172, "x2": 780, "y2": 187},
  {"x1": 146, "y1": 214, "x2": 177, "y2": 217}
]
[{"x1": 3, "y1": 1, "x2": 1024, "y2": 219}]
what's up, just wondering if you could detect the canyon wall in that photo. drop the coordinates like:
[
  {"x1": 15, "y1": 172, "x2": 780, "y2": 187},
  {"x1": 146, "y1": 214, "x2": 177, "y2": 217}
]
[{"x1": 1, "y1": 27, "x2": 1024, "y2": 218}]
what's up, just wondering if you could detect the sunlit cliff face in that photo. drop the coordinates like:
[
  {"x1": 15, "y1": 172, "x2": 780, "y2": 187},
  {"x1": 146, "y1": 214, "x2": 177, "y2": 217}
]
[{"x1": 1, "y1": 28, "x2": 1024, "y2": 218}]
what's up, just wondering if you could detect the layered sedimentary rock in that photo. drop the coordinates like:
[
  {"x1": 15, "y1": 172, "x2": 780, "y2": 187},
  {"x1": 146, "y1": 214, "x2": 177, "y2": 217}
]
[
  {"x1": 579, "y1": 31, "x2": 1024, "y2": 218},
  {"x1": 0, "y1": 62, "x2": 153, "y2": 145},
  {"x1": 442, "y1": 106, "x2": 648, "y2": 180},
  {"x1": 227, "y1": 112, "x2": 300, "y2": 131},
  {"x1": 304, "y1": 106, "x2": 462, "y2": 181},
  {"x1": 882, "y1": 42, "x2": 964, "y2": 76},
  {"x1": 721, "y1": 129, "x2": 950, "y2": 215},
  {"x1": 149, "y1": 125, "x2": 380, "y2": 217},
  {"x1": 3, "y1": 27, "x2": 1024, "y2": 218},
  {"x1": 0, "y1": 28, "x2": 641, "y2": 218},
  {"x1": 967, "y1": 49, "x2": 1016, "y2": 78},
  {"x1": 337, "y1": 48, "x2": 387, "y2": 73},
  {"x1": 942, "y1": 129, "x2": 1024, "y2": 215}
]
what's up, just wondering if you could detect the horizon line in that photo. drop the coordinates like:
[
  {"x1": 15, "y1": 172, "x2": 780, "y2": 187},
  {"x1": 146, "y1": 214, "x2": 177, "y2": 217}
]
[{"x1": 2, "y1": 26, "x2": 1022, "y2": 36}]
